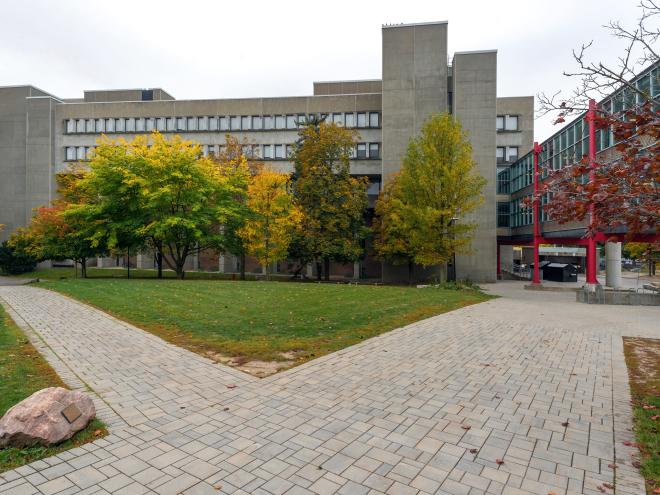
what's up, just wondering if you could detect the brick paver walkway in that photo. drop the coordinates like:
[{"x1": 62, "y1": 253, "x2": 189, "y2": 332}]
[{"x1": 0, "y1": 283, "x2": 657, "y2": 495}]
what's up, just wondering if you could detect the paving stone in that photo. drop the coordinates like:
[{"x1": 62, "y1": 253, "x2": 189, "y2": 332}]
[{"x1": 0, "y1": 283, "x2": 655, "y2": 494}]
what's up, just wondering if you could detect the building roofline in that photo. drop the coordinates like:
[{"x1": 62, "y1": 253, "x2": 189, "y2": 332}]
[
  {"x1": 382, "y1": 21, "x2": 447, "y2": 29},
  {"x1": 0, "y1": 84, "x2": 60, "y2": 98},
  {"x1": 453, "y1": 49, "x2": 498, "y2": 55},
  {"x1": 26, "y1": 95, "x2": 64, "y2": 103},
  {"x1": 55, "y1": 92, "x2": 383, "y2": 107},
  {"x1": 313, "y1": 79, "x2": 381, "y2": 84}
]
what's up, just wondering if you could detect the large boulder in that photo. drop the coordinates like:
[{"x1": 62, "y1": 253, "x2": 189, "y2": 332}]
[{"x1": 0, "y1": 387, "x2": 95, "y2": 447}]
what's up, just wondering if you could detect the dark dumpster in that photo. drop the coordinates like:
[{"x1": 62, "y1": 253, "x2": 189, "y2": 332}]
[{"x1": 542, "y1": 262, "x2": 578, "y2": 282}]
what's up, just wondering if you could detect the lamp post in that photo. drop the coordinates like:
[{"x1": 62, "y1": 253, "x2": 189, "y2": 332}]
[{"x1": 448, "y1": 217, "x2": 459, "y2": 282}]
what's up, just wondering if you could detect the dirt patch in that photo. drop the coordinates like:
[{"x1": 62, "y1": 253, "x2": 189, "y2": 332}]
[
  {"x1": 623, "y1": 337, "x2": 660, "y2": 397},
  {"x1": 204, "y1": 351, "x2": 297, "y2": 378}
]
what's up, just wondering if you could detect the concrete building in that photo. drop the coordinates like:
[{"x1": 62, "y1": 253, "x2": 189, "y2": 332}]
[
  {"x1": 0, "y1": 21, "x2": 534, "y2": 282},
  {"x1": 497, "y1": 62, "x2": 659, "y2": 284}
]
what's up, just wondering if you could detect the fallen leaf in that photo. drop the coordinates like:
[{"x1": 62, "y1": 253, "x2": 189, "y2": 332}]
[
  {"x1": 603, "y1": 482, "x2": 614, "y2": 489},
  {"x1": 607, "y1": 463, "x2": 617, "y2": 469},
  {"x1": 561, "y1": 421, "x2": 569, "y2": 427},
  {"x1": 495, "y1": 459, "x2": 504, "y2": 465},
  {"x1": 469, "y1": 448, "x2": 478, "y2": 454},
  {"x1": 461, "y1": 425, "x2": 471, "y2": 430},
  {"x1": 93, "y1": 429, "x2": 103, "y2": 436},
  {"x1": 226, "y1": 384, "x2": 237, "y2": 389}
]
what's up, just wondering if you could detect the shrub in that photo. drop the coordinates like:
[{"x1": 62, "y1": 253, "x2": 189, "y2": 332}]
[{"x1": 0, "y1": 242, "x2": 37, "y2": 275}]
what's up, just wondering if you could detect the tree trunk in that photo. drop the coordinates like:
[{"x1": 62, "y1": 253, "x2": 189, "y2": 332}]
[
  {"x1": 265, "y1": 264, "x2": 271, "y2": 281},
  {"x1": 324, "y1": 258, "x2": 330, "y2": 282},
  {"x1": 157, "y1": 251, "x2": 163, "y2": 279},
  {"x1": 408, "y1": 260, "x2": 414, "y2": 286},
  {"x1": 240, "y1": 252, "x2": 246, "y2": 280},
  {"x1": 176, "y1": 265, "x2": 185, "y2": 279},
  {"x1": 81, "y1": 258, "x2": 87, "y2": 279}
]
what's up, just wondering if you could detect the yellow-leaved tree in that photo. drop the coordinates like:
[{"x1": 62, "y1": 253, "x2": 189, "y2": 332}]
[
  {"x1": 374, "y1": 113, "x2": 486, "y2": 283},
  {"x1": 239, "y1": 168, "x2": 302, "y2": 280}
]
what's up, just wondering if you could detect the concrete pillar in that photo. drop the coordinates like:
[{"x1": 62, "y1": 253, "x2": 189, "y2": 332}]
[
  {"x1": 306, "y1": 263, "x2": 314, "y2": 279},
  {"x1": 218, "y1": 255, "x2": 225, "y2": 273},
  {"x1": 353, "y1": 261, "x2": 360, "y2": 280},
  {"x1": 192, "y1": 251, "x2": 199, "y2": 271},
  {"x1": 605, "y1": 242, "x2": 622, "y2": 288},
  {"x1": 500, "y1": 245, "x2": 514, "y2": 273},
  {"x1": 136, "y1": 254, "x2": 146, "y2": 269}
]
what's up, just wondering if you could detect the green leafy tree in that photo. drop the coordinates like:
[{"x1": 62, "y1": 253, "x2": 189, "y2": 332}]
[
  {"x1": 291, "y1": 120, "x2": 369, "y2": 280},
  {"x1": 0, "y1": 241, "x2": 37, "y2": 275},
  {"x1": 74, "y1": 132, "x2": 246, "y2": 279},
  {"x1": 374, "y1": 113, "x2": 486, "y2": 281}
]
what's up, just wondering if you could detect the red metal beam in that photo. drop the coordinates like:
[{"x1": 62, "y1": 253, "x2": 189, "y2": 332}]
[
  {"x1": 531, "y1": 142, "x2": 542, "y2": 284},
  {"x1": 585, "y1": 99, "x2": 599, "y2": 285}
]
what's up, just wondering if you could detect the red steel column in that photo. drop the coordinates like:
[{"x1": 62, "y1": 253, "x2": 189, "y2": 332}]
[
  {"x1": 532, "y1": 142, "x2": 542, "y2": 284},
  {"x1": 585, "y1": 99, "x2": 599, "y2": 285}
]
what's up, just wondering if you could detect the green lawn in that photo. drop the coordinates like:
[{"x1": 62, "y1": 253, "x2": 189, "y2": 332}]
[
  {"x1": 0, "y1": 306, "x2": 106, "y2": 472},
  {"x1": 36, "y1": 278, "x2": 490, "y2": 364},
  {"x1": 15, "y1": 266, "x2": 270, "y2": 281},
  {"x1": 623, "y1": 337, "x2": 660, "y2": 494}
]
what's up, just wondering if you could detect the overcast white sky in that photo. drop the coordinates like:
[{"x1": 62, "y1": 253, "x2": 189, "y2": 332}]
[{"x1": 0, "y1": 0, "x2": 649, "y2": 141}]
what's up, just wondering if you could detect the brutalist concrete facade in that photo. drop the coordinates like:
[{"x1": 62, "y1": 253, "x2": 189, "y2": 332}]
[{"x1": 0, "y1": 22, "x2": 532, "y2": 282}]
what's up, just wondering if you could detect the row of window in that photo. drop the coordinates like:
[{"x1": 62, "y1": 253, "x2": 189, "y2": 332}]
[
  {"x1": 509, "y1": 66, "x2": 660, "y2": 187},
  {"x1": 64, "y1": 112, "x2": 380, "y2": 134},
  {"x1": 64, "y1": 142, "x2": 382, "y2": 162},
  {"x1": 496, "y1": 114, "x2": 519, "y2": 132},
  {"x1": 498, "y1": 192, "x2": 554, "y2": 229}
]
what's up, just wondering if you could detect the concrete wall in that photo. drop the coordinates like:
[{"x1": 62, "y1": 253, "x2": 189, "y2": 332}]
[
  {"x1": 313, "y1": 80, "x2": 382, "y2": 96},
  {"x1": 381, "y1": 22, "x2": 448, "y2": 180},
  {"x1": 452, "y1": 51, "x2": 498, "y2": 282},
  {"x1": 0, "y1": 86, "x2": 57, "y2": 242}
]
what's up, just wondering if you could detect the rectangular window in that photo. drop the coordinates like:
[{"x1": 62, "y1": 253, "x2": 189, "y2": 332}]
[
  {"x1": 146, "y1": 118, "x2": 155, "y2": 131},
  {"x1": 274, "y1": 144, "x2": 284, "y2": 159},
  {"x1": 166, "y1": 117, "x2": 175, "y2": 131},
  {"x1": 198, "y1": 116, "x2": 208, "y2": 131},
  {"x1": 367, "y1": 181, "x2": 380, "y2": 195},
  {"x1": 209, "y1": 117, "x2": 218, "y2": 131},
  {"x1": 95, "y1": 119, "x2": 105, "y2": 133},
  {"x1": 505, "y1": 115, "x2": 518, "y2": 131},
  {"x1": 252, "y1": 116, "x2": 263, "y2": 130},
  {"x1": 496, "y1": 167, "x2": 510, "y2": 194},
  {"x1": 286, "y1": 115, "x2": 297, "y2": 129},
  {"x1": 345, "y1": 113, "x2": 355, "y2": 128},
  {"x1": 332, "y1": 113, "x2": 343, "y2": 126},
  {"x1": 187, "y1": 117, "x2": 197, "y2": 131},
  {"x1": 76, "y1": 119, "x2": 85, "y2": 132},
  {"x1": 497, "y1": 202, "x2": 510, "y2": 228},
  {"x1": 207, "y1": 144, "x2": 216, "y2": 156},
  {"x1": 264, "y1": 115, "x2": 274, "y2": 130},
  {"x1": 66, "y1": 119, "x2": 75, "y2": 133},
  {"x1": 135, "y1": 118, "x2": 145, "y2": 132},
  {"x1": 241, "y1": 116, "x2": 251, "y2": 130},
  {"x1": 65, "y1": 147, "x2": 75, "y2": 160},
  {"x1": 156, "y1": 117, "x2": 166, "y2": 131},
  {"x1": 177, "y1": 117, "x2": 186, "y2": 131},
  {"x1": 230, "y1": 116, "x2": 240, "y2": 130},
  {"x1": 369, "y1": 112, "x2": 379, "y2": 128},
  {"x1": 496, "y1": 146, "x2": 505, "y2": 164},
  {"x1": 496, "y1": 116, "x2": 504, "y2": 130},
  {"x1": 219, "y1": 116, "x2": 228, "y2": 131},
  {"x1": 263, "y1": 144, "x2": 273, "y2": 159},
  {"x1": 126, "y1": 118, "x2": 136, "y2": 132},
  {"x1": 368, "y1": 143, "x2": 380, "y2": 159},
  {"x1": 77, "y1": 146, "x2": 85, "y2": 160},
  {"x1": 275, "y1": 115, "x2": 285, "y2": 129},
  {"x1": 356, "y1": 143, "x2": 367, "y2": 159},
  {"x1": 105, "y1": 118, "x2": 115, "y2": 133},
  {"x1": 506, "y1": 146, "x2": 518, "y2": 162},
  {"x1": 357, "y1": 112, "x2": 367, "y2": 128},
  {"x1": 286, "y1": 144, "x2": 293, "y2": 157},
  {"x1": 115, "y1": 118, "x2": 125, "y2": 132},
  {"x1": 85, "y1": 119, "x2": 94, "y2": 132}
]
